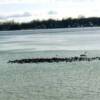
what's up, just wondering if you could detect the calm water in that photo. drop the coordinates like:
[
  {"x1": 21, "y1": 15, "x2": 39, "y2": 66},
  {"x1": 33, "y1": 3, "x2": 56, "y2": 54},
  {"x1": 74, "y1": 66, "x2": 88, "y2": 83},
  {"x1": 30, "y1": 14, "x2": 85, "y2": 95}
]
[
  {"x1": 1, "y1": 27, "x2": 100, "y2": 52},
  {"x1": 0, "y1": 27, "x2": 100, "y2": 100}
]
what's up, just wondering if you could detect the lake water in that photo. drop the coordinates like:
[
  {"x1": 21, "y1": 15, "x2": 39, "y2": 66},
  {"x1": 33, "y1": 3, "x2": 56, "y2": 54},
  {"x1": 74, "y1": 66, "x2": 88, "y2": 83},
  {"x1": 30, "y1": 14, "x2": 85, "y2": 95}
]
[
  {"x1": 0, "y1": 27, "x2": 100, "y2": 100},
  {"x1": 1, "y1": 27, "x2": 100, "y2": 52}
]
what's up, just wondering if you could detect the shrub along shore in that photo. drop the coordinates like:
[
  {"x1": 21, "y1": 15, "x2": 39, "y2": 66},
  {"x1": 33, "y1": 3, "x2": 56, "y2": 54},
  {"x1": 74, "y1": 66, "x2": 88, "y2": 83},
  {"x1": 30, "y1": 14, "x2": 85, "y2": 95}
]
[{"x1": 1, "y1": 17, "x2": 100, "y2": 31}]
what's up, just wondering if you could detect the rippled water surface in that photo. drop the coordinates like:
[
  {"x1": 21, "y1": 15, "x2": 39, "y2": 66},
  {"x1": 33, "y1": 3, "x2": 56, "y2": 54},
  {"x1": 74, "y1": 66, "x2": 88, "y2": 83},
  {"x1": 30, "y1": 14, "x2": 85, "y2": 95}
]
[{"x1": 0, "y1": 27, "x2": 100, "y2": 100}]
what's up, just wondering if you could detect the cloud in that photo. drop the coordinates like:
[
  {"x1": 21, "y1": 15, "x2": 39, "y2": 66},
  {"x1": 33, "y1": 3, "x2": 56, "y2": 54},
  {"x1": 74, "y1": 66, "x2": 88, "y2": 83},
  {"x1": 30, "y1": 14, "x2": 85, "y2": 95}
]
[
  {"x1": 0, "y1": 16, "x2": 5, "y2": 20},
  {"x1": 0, "y1": 12, "x2": 32, "y2": 20},
  {"x1": 8, "y1": 12, "x2": 31, "y2": 18},
  {"x1": 0, "y1": 0, "x2": 100, "y2": 21},
  {"x1": 57, "y1": 0, "x2": 94, "y2": 1},
  {"x1": 48, "y1": 11, "x2": 58, "y2": 15},
  {"x1": 0, "y1": 0, "x2": 18, "y2": 4},
  {"x1": 0, "y1": 0, "x2": 49, "y2": 4}
]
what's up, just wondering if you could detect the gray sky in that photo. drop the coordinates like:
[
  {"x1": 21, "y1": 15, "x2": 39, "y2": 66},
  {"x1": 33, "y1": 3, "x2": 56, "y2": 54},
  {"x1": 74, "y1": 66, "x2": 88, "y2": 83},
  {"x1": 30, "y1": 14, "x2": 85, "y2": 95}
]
[{"x1": 0, "y1": 0, "x2": 99, "y2": 22}]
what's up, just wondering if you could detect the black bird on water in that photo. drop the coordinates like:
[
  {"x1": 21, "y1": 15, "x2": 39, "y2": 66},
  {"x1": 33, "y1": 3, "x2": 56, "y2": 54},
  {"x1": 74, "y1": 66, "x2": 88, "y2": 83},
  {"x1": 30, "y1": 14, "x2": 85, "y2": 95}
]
[{"x1": 80, "y1": 51, "x2": 87, "y2": 58}]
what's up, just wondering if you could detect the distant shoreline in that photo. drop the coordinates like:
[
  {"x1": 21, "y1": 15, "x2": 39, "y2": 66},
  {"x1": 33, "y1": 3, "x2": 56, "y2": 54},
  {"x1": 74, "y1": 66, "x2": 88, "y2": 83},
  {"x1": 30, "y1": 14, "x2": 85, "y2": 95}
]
[
  {"x1": 1, "y1": 26, "x2": 100, "y2": 32},
  {"x1": 0, "y1": 17, "x2": 100, "y2": 31}
]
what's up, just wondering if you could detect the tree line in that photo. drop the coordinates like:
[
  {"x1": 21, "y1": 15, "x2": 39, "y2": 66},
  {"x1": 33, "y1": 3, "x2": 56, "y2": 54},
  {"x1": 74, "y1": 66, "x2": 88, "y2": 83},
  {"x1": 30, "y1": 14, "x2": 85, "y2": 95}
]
[{"x1": 0, "y1": 17, "x2": 100, "y2": 30}]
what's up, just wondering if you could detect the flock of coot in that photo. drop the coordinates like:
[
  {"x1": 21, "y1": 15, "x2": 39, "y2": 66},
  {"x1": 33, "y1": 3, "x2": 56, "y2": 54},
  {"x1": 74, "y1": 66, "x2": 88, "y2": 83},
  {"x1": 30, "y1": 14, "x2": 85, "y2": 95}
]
[{"x1": 8, "y1": 54, "x2": 100, "y2": 64}]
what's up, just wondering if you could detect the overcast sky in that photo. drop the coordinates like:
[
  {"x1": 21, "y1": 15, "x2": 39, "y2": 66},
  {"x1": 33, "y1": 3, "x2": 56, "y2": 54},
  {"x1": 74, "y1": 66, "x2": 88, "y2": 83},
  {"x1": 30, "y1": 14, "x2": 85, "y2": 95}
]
[{"x1": 0, "y1": 0, "x2": 100, "y2": 22}]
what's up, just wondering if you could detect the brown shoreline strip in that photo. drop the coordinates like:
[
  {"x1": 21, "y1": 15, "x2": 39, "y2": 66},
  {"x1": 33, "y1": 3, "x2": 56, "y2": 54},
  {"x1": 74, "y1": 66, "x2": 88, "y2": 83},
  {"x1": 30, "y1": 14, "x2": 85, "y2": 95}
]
[{"x1": 8, "y1": 56, "x2": 100, "y2": 64}]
